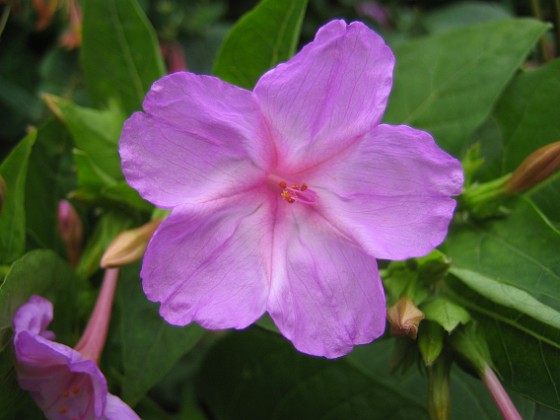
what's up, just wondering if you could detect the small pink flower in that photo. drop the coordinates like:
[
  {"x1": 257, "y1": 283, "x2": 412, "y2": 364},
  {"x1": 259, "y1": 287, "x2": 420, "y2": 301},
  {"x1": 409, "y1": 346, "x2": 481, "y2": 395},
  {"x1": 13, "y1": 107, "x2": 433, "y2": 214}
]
[
  {"x1": 13, "y1": 295, "x2": 138, "y2": 419},
  {"x1": 120, "y1": 20, "x2": 463, "y2": 358}
]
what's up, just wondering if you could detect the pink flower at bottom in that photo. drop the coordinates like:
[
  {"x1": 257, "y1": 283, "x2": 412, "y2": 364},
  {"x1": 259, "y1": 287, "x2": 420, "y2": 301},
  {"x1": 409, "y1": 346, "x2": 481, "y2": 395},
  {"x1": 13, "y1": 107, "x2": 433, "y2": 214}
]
[
  {"x1": 120, "y1": 20, "x2": 463, "y2": 358},
  {"x1": 13, "y1": 295, "x2": 138, "y2": 420}
]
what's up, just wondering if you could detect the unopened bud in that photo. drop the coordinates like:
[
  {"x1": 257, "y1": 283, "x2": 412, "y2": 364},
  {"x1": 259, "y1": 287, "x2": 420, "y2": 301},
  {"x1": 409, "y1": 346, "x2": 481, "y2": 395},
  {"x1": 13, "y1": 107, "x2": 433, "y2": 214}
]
[
  {"x1": 100, "y1": 219, "x2": 162, "y2": 268},
  {"x1": 58, "y1": 200, "x2": 83, "y2": 268},
  {"x1": 387, "y1": 297, "x2": 425, "y2": 339},
  {"x1": 0, "y1": 175, "x2": 6, "y2": 215},
  {"x1": 504, "y1": 141, "x2": 560, "y2": 194}
]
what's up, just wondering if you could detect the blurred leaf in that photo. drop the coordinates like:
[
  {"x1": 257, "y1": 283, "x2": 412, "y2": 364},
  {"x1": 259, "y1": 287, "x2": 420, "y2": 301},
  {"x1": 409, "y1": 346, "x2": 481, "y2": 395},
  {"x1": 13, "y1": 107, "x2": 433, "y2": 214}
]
[
  {"x1": 101, "y1": 182, "x2": 152, "y2": 213},
  {"x1": 493, "y1": 59, "x2": 560, "y2": 174},
  {"x1": 0, "y1": 131, "x2": 37, "y2": 264},
  {"x1": 25, "y1": 119, "x2": 75, "y2": 252},
  {"x1": 384, "y1": 19, "x2": 549, "y2": 156},
  {"x1": 418, "y1": 320, "x2": 444, "y2": 366},
  {"x1": 73, "y1": 149, "x2": 116, "y2": 189},
  {"x1": 117, "y1": 263, "x2": 204, "y2": 406},
  {"x1": 49, "y1": 97, "x2": 126, "y2": 181},
  {"x1": 421, "y1": 297, "x2": 471, "y2": 333},
  {"x1": 198, "y1": 330, "x2": 428, "y2": 419},
  {"x1": 77, "y1": 211, "x2": 134, "y2": 277},
  {"x1": 81, "y1": 0, "x2": 165, "y2": 114},
  {"x1": 527, "y1": 173, "x2": 560, "y2": 230},
  {"x1": 0, "y1": 250, "x2": 87, "y2": 347},
  {"x1": 213, "y1": 0, "x2": 309, "y2": 89},
  {"x1": 445, "y1": 199, "x2": 560, "y2": 310},
  {"x1": 423, "y1": 2, "x2": 512, "y2": 34},
  {"x1": 446, "y1": 272, "x2": 560, "y2": 410}
]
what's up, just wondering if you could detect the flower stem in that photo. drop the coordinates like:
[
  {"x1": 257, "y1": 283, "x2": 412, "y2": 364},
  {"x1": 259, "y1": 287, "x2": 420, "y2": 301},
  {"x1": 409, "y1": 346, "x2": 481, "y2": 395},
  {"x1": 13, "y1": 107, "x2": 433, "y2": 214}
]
[
  {"x1": 481, "y1": 364, "x2": 522, "y2": 420},
  {"x1": 74, "y1": 268, "x2": 120, "y2": 364}
]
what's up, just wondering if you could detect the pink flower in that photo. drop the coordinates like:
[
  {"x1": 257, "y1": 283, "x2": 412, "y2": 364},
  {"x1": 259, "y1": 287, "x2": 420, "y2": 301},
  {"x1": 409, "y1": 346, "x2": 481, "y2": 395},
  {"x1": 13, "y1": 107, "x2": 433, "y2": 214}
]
[
  {"x1": 120, "y1": 20, "x2": 463, "y2": 358},
  {"x1": 13, "y1": 294, "x2": 138, "y2": 419}
]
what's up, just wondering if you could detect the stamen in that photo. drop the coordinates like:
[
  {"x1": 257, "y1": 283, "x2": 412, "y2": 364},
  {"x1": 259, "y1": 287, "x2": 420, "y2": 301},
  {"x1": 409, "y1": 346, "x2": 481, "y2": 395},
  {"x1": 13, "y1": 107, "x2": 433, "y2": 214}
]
[{"x1": 277, "y1": 179, "x2": 316, "y2": 205}]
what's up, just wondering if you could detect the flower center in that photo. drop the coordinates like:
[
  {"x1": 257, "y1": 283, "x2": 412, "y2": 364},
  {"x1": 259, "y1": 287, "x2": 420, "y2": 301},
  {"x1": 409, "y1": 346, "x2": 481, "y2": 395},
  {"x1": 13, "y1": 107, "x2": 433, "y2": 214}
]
[{"x1": 270, "y1": 177, "x2": 316, "y2": 205}]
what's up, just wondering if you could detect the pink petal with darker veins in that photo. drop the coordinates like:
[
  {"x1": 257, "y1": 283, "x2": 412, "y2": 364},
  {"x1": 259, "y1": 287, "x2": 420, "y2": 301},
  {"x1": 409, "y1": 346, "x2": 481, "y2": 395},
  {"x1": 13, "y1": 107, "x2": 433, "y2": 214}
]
[
  {"x1": 254, "y1": 20, "x2": 394, "y2": 173},
  {"x1": 120, "y1": 72, "x2": 272, "y2": 208}
]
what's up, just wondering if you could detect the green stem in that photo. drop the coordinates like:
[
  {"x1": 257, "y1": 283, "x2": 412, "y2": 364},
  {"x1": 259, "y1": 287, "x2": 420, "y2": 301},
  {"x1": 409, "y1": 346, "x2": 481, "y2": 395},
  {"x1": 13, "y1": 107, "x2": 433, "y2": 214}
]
[
  {"x1": 0, "y1": 1, "x2": 12, "y2": 41},
  {"x1": 530, "y1": 0, "x2": 551, "y2": 62}
]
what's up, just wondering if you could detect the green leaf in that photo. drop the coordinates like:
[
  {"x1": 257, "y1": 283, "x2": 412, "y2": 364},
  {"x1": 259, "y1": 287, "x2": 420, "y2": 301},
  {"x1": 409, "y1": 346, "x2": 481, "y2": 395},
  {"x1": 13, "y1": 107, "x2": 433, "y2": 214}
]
[
  {"x1": 445, "y1": 199, "x2": 560, "y2": 310},
  {"x1": 77, "y1": 211, "x2": 134, "y2": 277},
  {"x1": 421, "y1": 297, "x2": 471, "y2": 333},
  {"x1": 0, "y1": 131, "x2": 37, "y2": 264},
  {"x1": 25, "y1": 119, "x2": 75, "y2": 252},
  {"x1": 73, "y1": 149, "x2": 117, "y2": 189},
  {"x1": 197, "y1": 330, "x2": 429, "y2": 419},
  {"x1": 450, "y1": 267, "x2": 560, "y2": 332},
  {"x1": 493, "y1": 59, "x2": 560, "y2": 174},
  {"x1": 0, "y1": 250, "x2": 88, "y2": 347},
  {"x1": 384, "y1": 19, "x2": 549, "y2": 156},
  {"x1": 81, "y1": 0, "x2": 165, "y2": 114},
  {"x1": 424, "y1": 2, "x2": 512, "y2": 34},
  {"x1": 213, "y1": 0, "x2": 309, "y2": 89},
  {"x1": 48, "y1": 96, "x2": 126, "y2": 181},
  {"x1": 116, "y1": 263, "x2": 204, "y2": 406},
  {"x1": 418, "y1": 320, "x2": 445, "y2": 366},
  {"x1": 527, "y1": 173, "x2": 560, "y2": 230},
  {"x1": 446, "y1": 274, "x2": 560, "y2": 410}
]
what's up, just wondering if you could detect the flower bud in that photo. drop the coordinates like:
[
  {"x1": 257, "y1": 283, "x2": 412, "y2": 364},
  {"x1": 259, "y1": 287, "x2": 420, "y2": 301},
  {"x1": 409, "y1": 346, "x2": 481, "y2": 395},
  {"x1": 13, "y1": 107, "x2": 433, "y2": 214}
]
[
  {"x1": 504, "y1": 141, "x2": 560, "y2": 194},
  {"x1": 58, "y1": 200, "x2": 83, "y2": 268},
  {"x1": 0, "y1": 175, "x2": 6, "y2": 215},
  {"x1": 100, "y1": 219, "x2": 162, "y2": 268},
  {"x1": 387, "y1": 297, "x2": 425, "y2": 339}
]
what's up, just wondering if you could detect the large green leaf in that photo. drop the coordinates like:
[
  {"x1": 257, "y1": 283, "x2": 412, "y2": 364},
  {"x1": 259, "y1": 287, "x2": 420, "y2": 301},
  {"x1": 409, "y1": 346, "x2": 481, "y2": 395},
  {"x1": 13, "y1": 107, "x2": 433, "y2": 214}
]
[
  {"x1": 446, "y1": 270, "x2": 560, "y2": 410},
  {"x1": 213, "y1": 0, "x2": 308, "y2": 89},
  {"x1": 25, "y1": 119, "x2": 74, "y2": 253},
  {"x1": 197, "y1": 329, "x2": 544, "y2": 419},
  {"x1": 445, "y1": 199, "x2": 560, "y2": 310},
  {"x1": 197, "y1": 329, "x2": 428, "y2": 419},
  {"x1": 81, "y1": 0, "x2": 165, "y2": 114},
  {"x1": 493, "y1": 59, "x2": 560, "y2": 174},
  {"x1": 50, "y1": 97, "x2": 126, "y2": 181},
  {"x1": 116, "y1": 263, "x2": 204, "y2": 406},
  {"x1": 0, "y1": 131, "x2": 37, "y2": 264},
  {"x1": 384, "y1": 19, "x2": 549, "y2": 156},
  {"x1": 527, "y1": 173, "x2": 560, "y2": 230}
]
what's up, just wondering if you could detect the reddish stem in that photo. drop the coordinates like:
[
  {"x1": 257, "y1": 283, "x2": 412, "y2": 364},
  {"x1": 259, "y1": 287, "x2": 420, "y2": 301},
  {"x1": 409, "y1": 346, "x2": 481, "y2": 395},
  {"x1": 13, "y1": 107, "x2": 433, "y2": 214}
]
[
  {"x1": 481, "y1": 364, "x2": 522, "y2": 420},
  {"x1": 74, "y1": 268, "x2": 119, "y2": 364}
]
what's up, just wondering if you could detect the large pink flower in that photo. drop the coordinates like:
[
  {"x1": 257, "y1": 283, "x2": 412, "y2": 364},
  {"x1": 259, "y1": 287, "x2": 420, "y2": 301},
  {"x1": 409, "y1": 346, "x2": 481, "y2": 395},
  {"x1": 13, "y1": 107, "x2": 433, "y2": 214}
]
[
  {"x1": 120, "y1": 20, "x2": 463, "y2": 358},
  {"x1": 13, "y1": 295, "x2": 139, "y2": 420}
]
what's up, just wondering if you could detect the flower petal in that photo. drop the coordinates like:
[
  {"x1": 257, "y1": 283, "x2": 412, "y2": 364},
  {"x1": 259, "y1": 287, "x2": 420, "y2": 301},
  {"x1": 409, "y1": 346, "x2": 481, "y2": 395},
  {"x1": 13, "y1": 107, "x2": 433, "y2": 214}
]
[
  {"x1": 141, "y1": 192, "x2": 274, "y2": 329},
  {"x1": 13, "y1": 295, "x2": 54, "y2": 339},
  {"x1": 105, "y1": 394, "x2": 140, "y2": 419},
  {"x1": 254, "y1": 20, "x2": 394, "y2": 172},
  {"x1": 310, "y1": 124, "x2": 464, "y2": 260},
  {"x1": 267, "y1": 209, "x2": 386, "y2": 358},
  {"x1": 14, "y1": 331, "x2": 107, "y2": 419},
  {"x1": 120, "y1": 72, "x2": 272, "y2": 207}
]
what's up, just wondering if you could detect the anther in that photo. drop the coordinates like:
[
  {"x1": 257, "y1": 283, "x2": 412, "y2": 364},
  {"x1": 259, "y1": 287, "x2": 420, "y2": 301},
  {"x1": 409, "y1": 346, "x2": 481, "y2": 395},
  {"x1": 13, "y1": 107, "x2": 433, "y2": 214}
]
[
  {"x1": 59, "y1": 406, "x2": 68, "y2": 414},
  {"x1": 72, "y1": 386, "x2": 80, "y2": 395}
]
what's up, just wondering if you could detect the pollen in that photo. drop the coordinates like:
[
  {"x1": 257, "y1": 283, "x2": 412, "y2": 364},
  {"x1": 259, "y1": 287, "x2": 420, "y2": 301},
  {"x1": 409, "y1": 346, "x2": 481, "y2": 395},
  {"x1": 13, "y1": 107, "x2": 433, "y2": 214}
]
[
  {"x1": 59, "y1": 406, "x2": 69, "y2": 414},
  {"x1": 278, "y1": 180, "x2": 315, "y2": 205},
  {"x1": 72, "y1": 386, "x2": 80, "y2": 395}
]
